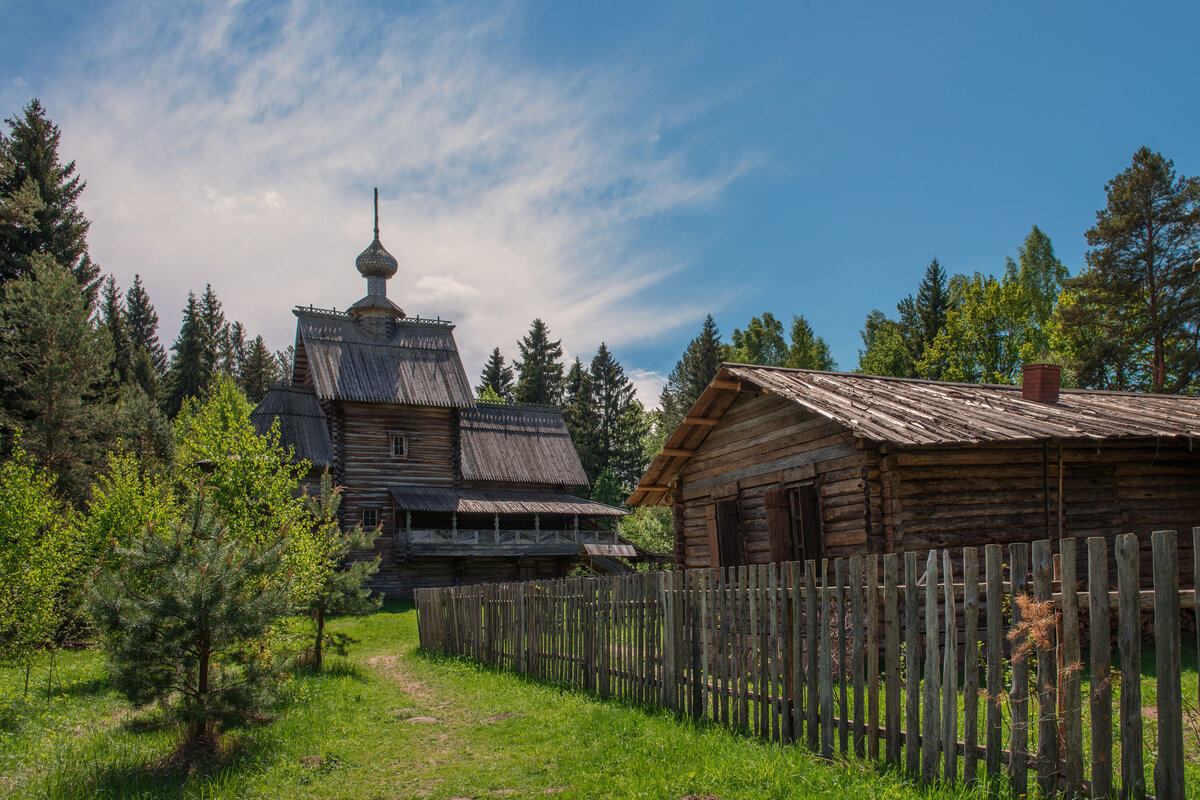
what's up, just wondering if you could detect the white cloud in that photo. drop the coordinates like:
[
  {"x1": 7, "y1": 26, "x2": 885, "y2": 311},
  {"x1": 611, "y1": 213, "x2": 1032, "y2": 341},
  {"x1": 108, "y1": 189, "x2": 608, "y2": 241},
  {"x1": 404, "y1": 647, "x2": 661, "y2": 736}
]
[
  {"x1": 627, "y1": 368, "x2": 668, "y2": 410},
  {"x1": 40, "y1": 0, "x2": 744, "y2": 378}
]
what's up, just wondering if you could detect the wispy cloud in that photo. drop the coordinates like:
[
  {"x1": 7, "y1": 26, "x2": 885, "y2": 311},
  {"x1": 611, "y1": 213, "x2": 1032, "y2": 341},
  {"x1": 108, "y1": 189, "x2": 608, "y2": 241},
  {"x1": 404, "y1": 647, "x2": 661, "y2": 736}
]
[{"x1": 37, "y1": 0, "x2": 747, "y2": 404}]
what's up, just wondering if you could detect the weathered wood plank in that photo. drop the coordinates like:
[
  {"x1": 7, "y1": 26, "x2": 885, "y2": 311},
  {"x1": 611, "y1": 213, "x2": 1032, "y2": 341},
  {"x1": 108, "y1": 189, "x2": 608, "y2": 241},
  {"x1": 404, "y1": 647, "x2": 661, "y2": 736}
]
[
  {"x1": 836, "y1": 558, "x2": 849, "y2": 755},
  {"x1": 1009, "y1": 542, "x2": 1029, "y2": 797},
  {"x1": 866, "y1": 553, "x2": 880, "y2": 762},
  {"x1": 1152, "y1": 531, "x2": 1184, "y2": 800},
  {"x1": 1116, "y1": 533, "x2": 1143, "y2": 800},
  {"x1": 905, "y1": 551, "x2": 921, "y2": 778},
  {"x1": 1033, "y1": 539, "x2": 1057, "y2": 799},
  {"x1": 942, "y1": 550, "x2": 958, "y2": 785},
  {"x1": 1059, "y1": 538, "x2": 1083, "y2": 795},
  {"x1": 851, "y1": 556, "x2": 866, "y2": 758},
  {"x1": 921, "y1": 550, "x2": 941, "y2": 784},
  {"x1": 1089, "y1": 537, "x2": 1113, "y2": 800},
  {"x1": 820, "y1": 558, "x2": 834, "y2": 759},
  {"x1": 884, "y1": 553, "x2": 900, "y2": 765},
  {"x1": 962, "y1": 547, "x2": 980, "y2": 786},
  {"x1": 806, "y1": 559, "x2": 819, "y2": 752}
]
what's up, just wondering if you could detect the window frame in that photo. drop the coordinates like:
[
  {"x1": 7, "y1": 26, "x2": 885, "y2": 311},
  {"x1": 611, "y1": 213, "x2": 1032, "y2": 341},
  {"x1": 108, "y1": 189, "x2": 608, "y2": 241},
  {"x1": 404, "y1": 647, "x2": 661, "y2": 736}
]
[
  {"x1": 361, "y1": 507, "x2": 380, "y2": 530},
  {"x1": 388, "y1": 432, "x2": 408, "y2": 459}
]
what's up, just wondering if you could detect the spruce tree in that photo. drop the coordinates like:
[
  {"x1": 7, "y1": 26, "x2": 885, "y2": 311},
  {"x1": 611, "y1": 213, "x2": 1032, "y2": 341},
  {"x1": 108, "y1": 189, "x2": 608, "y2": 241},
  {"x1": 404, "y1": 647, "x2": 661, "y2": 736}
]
[
  {"x1": 783, "y1": 315, "x2": 836, "y2": 370},
  {"x1": 898, "y1": 259, "x2": 952, "y2": 378},
  {"x1": 513, "y1": 319, "x2": 564, "y2": 405},
  {"x1": 0, "y1": 100, "x2": 99, "y2": 301},
  {"x1": 659, "y1": 314, "x2": 723, "y2": 434},
  {"x1": 477, "y1": 347, "x2": 515, "y2": 399},
  {"x1": 1062, "y1": 148, "x2": 1200, "y2": 392},
  {"x1": 0, "y1": 256, "x2": 111, "y2": 502},
  {"x1": 199, "y1": 284, "x2": 226, "y2": 378},
  {"x1": 273, "y1": 345, "x2": 295, "y2": 383},
  {"x1": 221, "y1": 320, "x2": 247, "y2": 379},
  {"x1": 165, "y1": 293, "x2": 210, "y2": 417},
  {"x1": 240, "y1": 335, "x2": 276, "y2": 404},
  {"x1": 125, "y1": 274, "x2": 166, "y2": 371},
  {"x1": 100, "y1": 276, "x2": 132, "y2": 386},
  {"x1": 562, "y1": 358, "x2": 598, "y2": 477},
  {"x1": 0, "y1": 136, "x2": 42, "y2": 254},
  {"x1": 587, "y1": 344, "x2": 650, "y2": 490}
]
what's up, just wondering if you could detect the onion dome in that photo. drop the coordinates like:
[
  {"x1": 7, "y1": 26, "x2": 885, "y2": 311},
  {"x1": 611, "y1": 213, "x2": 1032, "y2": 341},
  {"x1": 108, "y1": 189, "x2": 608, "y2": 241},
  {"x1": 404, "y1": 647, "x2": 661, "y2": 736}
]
[
  {"x1": 356, "y1": 188, "x2": 398, "y2": 279},
  {"x1": 356, "y1": 237, "x2": 398, "y2": 279}
]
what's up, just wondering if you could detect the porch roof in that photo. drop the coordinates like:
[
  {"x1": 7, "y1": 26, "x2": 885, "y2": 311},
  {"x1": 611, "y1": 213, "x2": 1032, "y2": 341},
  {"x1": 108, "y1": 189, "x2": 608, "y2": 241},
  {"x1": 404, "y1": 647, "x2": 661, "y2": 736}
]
[{"x1": 389, "y1": 486, "x2": 626, "y2": 517}]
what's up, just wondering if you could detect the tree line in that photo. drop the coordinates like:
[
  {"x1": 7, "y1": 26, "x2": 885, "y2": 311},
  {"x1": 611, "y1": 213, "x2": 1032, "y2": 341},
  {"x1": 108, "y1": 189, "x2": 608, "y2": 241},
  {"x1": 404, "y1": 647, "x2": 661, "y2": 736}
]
[{"x1": 0, "y1": 99, "x2": 293, "y2": 505}]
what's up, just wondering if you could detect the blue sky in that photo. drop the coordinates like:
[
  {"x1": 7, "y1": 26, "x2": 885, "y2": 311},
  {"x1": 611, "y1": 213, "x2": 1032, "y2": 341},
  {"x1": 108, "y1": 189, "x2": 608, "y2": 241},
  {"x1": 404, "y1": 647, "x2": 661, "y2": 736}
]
[{"x1": 3, "y1": 1, "x2": 1198, "y2": 404}]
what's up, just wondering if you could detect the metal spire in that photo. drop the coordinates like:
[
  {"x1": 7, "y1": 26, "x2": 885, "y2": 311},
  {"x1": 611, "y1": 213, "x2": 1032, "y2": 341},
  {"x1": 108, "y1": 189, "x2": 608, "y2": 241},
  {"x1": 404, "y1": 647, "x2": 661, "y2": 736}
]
[{"x1": 374, "y1": 187, "x2": 380, "y2": 239}]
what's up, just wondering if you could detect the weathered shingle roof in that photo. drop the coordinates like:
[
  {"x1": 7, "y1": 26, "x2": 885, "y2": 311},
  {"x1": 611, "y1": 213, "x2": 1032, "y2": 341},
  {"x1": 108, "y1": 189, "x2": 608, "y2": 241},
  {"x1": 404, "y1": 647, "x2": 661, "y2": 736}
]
[
  {"x1": 250, "y1": 385, "x2": 333, "y2": 467},
  {"x1": 390, "y1": 486, "x2": 625, "y2": 516},
  {"x1": 726, "y1": 365, "x2": 1200, "y2": 444},
  {"x1": 460, "y1": 403, "x2": 589, "y2": 486},
  {"x1": 294, "y1": 308, "x2": 473, "y2": 407},
  {"x1": 629, "y1": 364, "x2": 1200, "y2": 507}
]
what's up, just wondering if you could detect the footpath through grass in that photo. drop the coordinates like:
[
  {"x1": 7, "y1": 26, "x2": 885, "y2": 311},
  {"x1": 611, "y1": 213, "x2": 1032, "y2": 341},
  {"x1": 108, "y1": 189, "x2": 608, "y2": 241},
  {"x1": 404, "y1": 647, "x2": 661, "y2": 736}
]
[{"x1": 2, "y1": 602, "x2": 985, "y2": 799}]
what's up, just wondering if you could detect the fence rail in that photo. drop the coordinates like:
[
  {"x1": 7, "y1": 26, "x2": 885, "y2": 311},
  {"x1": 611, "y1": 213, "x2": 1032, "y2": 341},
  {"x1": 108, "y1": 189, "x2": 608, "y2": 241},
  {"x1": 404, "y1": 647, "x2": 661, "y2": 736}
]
[{"x1": 415, "y1": 530, "x2": 1198, "y2": 799}]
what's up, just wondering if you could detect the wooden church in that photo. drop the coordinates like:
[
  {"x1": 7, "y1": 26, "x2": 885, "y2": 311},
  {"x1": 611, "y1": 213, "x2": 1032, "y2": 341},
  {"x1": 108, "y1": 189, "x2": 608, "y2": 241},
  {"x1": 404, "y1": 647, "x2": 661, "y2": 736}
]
[{"x1": 251, "y1": 193, "x2": 625, "y2": 598}]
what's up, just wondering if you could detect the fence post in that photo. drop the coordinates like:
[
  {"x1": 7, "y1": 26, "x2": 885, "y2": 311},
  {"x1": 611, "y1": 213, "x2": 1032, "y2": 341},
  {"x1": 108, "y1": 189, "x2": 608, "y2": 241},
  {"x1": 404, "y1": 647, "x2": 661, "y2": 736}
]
[
  {"x1": 942, "y1": 550, "x2": 958, "y2": 785},
  {"x1": 1033, "y1": 538, "x2": 1058, "y2": 799},
  {"x1": 805, "y1": 559, "x2": 819, "y2": 751},
  {"x1": 1009, "y1": 542, "x2": 1030, "y2": 798},
  {"x1": 904, "y1": 551, "x2": 921, "y2": 778},
  {"x1": 866, "y1": 553, "x2": 880, "y2": 762},
  {"x1": 1088, "y1": 537, "x2": 1113, "y2": 800},
  {"x1": 985, "y1": 544, "x2": 1003, "y2": 783},
  {"x1": 1060, "y1": 537, "x2": 1084, "y2": 794},
  {"x1": 1115, "y1": 533, "x2": 1143, "y2": 800},
  {"x1": 1152, "y1": 531, "x2": 1184, "y2": 800},
  {"x1": 921, "y1": 549, "x2": 941, "y2": 785},
  {"x1": 850, "y1": 555, "x2": 866, "y2": 758},
  {"x1": 835, "y1": 558, "x2": 848, "y2": 755},
  {"x1": 962, "y1": 547, "x2": 980, "y2": 785},
  {"x1": 883, "y1": 553, "x2": 900, "y2": 765},
  {"x1": 820, "y1": 558, "x2": 834, "y2": 759}
]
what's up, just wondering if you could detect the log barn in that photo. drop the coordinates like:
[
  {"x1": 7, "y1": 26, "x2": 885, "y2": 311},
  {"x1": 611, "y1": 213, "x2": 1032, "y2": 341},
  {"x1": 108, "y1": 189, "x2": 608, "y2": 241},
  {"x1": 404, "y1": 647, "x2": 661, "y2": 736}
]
[
  {"x1": 628, "y1": 363, "x2": 1200, "y2": 586},
  {"x1": 251, "y1": 196, "x2": 626, "y2": 598}
]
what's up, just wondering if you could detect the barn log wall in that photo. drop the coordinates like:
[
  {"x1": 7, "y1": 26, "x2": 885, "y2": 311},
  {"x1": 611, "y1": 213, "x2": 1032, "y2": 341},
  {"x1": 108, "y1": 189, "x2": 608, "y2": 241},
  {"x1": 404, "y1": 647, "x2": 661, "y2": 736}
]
[
  {"x1": 675, "y1": 392, "x2": 884, "y2": 568},
  {"x1": 890, "y1": 439, "x2": 1200, "y2": 588}
]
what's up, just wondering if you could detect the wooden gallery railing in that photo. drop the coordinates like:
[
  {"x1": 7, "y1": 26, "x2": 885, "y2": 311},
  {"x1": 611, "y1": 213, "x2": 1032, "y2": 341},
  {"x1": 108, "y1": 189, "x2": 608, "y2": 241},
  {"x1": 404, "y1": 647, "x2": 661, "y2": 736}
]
[{"x1": 415, "y1": 531, "x2": 1196, "y2": 799}]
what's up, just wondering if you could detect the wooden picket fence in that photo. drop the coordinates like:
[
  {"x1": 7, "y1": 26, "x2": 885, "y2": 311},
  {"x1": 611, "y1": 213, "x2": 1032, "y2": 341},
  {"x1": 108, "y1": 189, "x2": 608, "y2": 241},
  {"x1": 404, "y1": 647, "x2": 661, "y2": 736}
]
[{"x1": 415, "y1": 531, "x2": 1198, "y2": 799}]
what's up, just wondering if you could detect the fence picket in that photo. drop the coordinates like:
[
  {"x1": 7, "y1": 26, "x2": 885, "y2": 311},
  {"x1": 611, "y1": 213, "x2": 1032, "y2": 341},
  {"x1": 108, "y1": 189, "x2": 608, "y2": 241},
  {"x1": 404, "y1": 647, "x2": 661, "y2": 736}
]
[
  {"x1": 1009, "y1": 542, "x2": 1030, "y2": 798},
  {"x1": 820, "y1": 558, "x2": 834, "y2": 759},
  {"x1": 835, "y1": 558, "x2": 848, "y2": 755},
  {"x1": 962, "y1": 547, "x2": 980, "y2": 786},
  {"x1": 1033, "y1": 538, "x2": 1058, "y2": 799},
  {"x1": 805, "y1": 559, "x2": 819, "y2": 752},
  {"x1": 921, "y1": 549, "x2": 941, "y2": 784},
  {"x1": 866, "y1": 553, "x2": 880, "y2": 762},
  {"x1": 904, "y1": 551, "x2": 921, "y2": 778},
  {"x1": 1152, "y1": 531, "x2": 1184, "y2": 800},
  {"x1": 1116, "y1": 533, "x2": 1144, "y2": 800},
  {"x1": 851, "y1": 555, "x2": 866, "y2": 758},
  {"x1": 883, "y1": 553, "x2": 900, "y2": 765},
  {"x1": 1088, "y1": 537, "x2": 1113, "y2": 800},
  {"x1": 1060, "y1": 538, "x2": 1083, "y2": 794},
  {"x1": 942, "y1": 550, "x2": 957, "y2": 786}
]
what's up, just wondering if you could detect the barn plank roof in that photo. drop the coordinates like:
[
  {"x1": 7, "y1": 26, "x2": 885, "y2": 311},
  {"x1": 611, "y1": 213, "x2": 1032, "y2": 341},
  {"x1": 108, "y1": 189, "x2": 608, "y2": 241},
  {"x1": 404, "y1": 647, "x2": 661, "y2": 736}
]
[
  {"x1": 390, "y1": 486, "x2": 625, "y2": 516},
  {"x1": 294, "y1": 307, "x2": 474, "y2": 407},
  {"x1": 249, "y1": 385, "x2": 333, "y2": 467},
  {"x1": 460, "y1": 403, "x2": 590, "y2": 486},
  {"x1": 629, "y1": 364, "x2": 1200, "y2": 507}
]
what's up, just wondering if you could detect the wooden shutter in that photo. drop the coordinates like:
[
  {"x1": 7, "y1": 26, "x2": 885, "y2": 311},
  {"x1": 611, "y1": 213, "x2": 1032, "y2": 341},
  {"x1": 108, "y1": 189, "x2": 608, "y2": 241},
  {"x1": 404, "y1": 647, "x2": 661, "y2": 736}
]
[
  {"x1": 765, "y1": 486, "x2": 794, "y2": 563},
  {"x1": 705, "y1": 503, "x2": 721, "y2": 568}
]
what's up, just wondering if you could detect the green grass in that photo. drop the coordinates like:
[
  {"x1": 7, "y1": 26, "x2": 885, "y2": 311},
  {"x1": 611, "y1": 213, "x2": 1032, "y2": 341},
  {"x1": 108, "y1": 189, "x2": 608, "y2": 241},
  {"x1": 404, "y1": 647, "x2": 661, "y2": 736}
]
[{"x1": 0, "y1": 603, "x2": 987, "y2": 800}]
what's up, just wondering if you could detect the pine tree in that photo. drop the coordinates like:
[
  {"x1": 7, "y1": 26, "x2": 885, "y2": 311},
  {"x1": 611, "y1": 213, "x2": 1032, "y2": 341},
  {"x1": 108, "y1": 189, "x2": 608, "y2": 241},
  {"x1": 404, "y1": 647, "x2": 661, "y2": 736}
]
[
  {"x1": 659, "y1": 314, "x2": 723, "y2": 434},
  {"x1": 513, "y1": 319, "x2": 564, "y2": 405},
  {"x1": 303, "y1": 472, "x2": 380, "y2": 669},
  {"x1": 240, "y1": 335, "x2": 276, "y2": 404},
  {"x1": 477, "y1": 347, "x2": 515, "y2": 399},
  {"x1": 587, "y1": 344, "x2": 650, "y2": 491},
  {"x1": 273, "y1": 345, "x2": 295, "y2": 384},
  {"x1": 220, "y1": 320, "x2": 247, "y2": 379},
  {"x1": 0, "y1": 256, "x2": 111, "y2": 502},
  {"x1": 1061, "y1": 148, "x2": 1200, "y2": 392},
  {"x1": 90, "y1": 491, "x2": 295, "y2": 754},
  {"x1": 165, "y1": 293, "x2": 210, "y2": 417},
  {"x1": 0, "y1": 136, "x2": 42, "y2": 258},
  {"x1": 100, "y1": 276, "x2": 132, "y2": 386},
  {"x1": 0, "y1": 100, "x2": 99, "y2": 301},
  {"x1": 199, "y1": 284, "x2": 226, "y2": 378}
]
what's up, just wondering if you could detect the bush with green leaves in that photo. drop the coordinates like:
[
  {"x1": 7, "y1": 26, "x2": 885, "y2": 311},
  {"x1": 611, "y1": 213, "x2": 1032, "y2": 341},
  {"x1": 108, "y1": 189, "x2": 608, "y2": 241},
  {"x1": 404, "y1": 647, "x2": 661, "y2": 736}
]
[
  {"x1": 303, "y1": 472, "x2": 381, "y2": 669},
  {"x1": 90, "y1": 490, "x2": 295, "y2": 752},
  {"x1": 0, "y1": 443, "x2": 79, "y2": 695}
]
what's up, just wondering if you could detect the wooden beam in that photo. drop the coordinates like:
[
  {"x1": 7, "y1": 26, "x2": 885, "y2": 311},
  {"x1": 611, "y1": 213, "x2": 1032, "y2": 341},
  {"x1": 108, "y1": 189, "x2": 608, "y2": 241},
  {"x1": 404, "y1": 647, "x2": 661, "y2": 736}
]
[
  {"x1": 711, "y1": 379, "x2": 743, "y2": 390},
  {"x1": 638, "y1": 485, "x2": 671, "y2": 493},
  {"x1": 660, "y1": 448, "x2": 694, "y2": 457},
  {"x1": 683, "y1": 416, "x2": 721, "y2": 427}
]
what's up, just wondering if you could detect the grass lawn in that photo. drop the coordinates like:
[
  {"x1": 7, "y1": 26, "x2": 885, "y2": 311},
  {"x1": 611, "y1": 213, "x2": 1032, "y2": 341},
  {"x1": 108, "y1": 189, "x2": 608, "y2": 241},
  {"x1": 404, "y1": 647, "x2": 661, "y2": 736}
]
[{"x1": 0, "y1": 602, "x2": 986, "y2": 800}]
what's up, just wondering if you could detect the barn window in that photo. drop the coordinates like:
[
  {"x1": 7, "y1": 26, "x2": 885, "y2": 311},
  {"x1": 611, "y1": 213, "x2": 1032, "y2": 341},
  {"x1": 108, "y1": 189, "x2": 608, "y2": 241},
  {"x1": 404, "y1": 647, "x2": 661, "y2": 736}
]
[
  {"x1": 390, "y1": 433, "x2": 408, "y2": 458},
  {"x1": 361, "y1": 507, "x2": 380, "y2": 529},
  {"x1": 710, "y1": 497, "x2": 747, "y2": 567}
]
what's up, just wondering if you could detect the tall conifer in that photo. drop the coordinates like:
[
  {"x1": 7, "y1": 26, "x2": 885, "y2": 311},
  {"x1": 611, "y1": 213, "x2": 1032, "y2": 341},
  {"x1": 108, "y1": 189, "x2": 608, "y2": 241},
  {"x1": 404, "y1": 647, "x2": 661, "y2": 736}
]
[
  {"x1": 586, "y1": 344, "x2": 649, "y2": 491},
  {"x1": 240, "y1": 335, "x2": 276, "y2": 404},
  {"x1": 659, "y1": 314, "x2": 723, "y2": 434},
  {"x1": 165, "y1": 293, "x2": 210, "y2": 417},
  {"x1": 513, "y1": 319, "x2": 564, "y2": 406},
  {"x1": 100, "y1": 276, "x2": 132, "y2": 386},
  {"x1": 0, "y1": 100, "x2": 99, "y2": 301},
  {"x1": 477, "y1": 347, "x2": 515, "y2": 399}
]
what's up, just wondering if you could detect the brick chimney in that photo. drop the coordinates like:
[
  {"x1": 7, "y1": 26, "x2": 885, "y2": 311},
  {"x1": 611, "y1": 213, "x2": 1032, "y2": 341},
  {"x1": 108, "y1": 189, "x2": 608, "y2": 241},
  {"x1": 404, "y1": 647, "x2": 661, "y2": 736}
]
[{"x1": 1021, "y1": 364, "x2": 1061, "y2": 403}]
